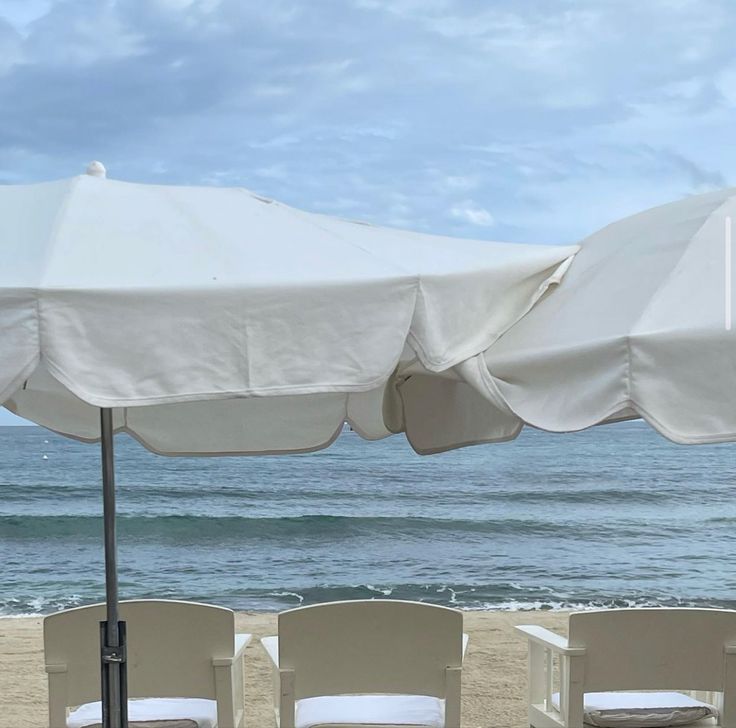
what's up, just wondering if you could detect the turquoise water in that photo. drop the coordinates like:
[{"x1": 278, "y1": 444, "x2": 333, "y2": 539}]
[{"x1": 1, "y1": 422, "x2": 735, "y2": 615}]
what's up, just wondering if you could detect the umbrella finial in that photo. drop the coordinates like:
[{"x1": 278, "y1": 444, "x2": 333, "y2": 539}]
[{"x1": 86, "y1": 160, "x2": 107, "y2": 178}]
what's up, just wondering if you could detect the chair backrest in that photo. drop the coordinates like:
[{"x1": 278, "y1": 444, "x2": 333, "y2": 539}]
[
  {"x1": 569, "y1": 608, "x2": 736, "y2": 692},
  {"x1": 44, "y1": 599, "x2": 234, "y2": 707},
  {"x1": 278, "y1": 600, "x2": 463, "y2": 699}
]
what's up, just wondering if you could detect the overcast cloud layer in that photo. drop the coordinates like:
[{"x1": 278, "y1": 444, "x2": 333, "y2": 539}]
[
  {"x1": 2, "y1": 0, "x2": 735, "y2": 240},
  {"x1": 1, "y1": 0, "x2": 734, "y2": 423}
]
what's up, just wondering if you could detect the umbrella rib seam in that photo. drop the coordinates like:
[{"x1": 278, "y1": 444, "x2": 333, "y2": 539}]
[{"x1": 629, "y1": 195, "x2": 735, "y2": 336}]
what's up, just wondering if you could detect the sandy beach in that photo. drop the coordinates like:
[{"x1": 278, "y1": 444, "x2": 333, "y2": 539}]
[{"x1": 0, "y1": 609, "x2": 567, "y2": 728}]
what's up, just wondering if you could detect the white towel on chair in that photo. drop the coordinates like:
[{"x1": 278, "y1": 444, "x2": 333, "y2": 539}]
[
  {"x1": 67, "y1": 698, "x2": 217, "y2": 728},
  {"x1": 295, "y1": 694, "x2": 445, "y2": 728}
]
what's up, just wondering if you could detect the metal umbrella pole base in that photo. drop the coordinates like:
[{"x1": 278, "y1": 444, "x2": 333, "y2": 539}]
[
  {"x1": 100, "y1": 408, "x2": 128, "y2": 728},
  {"x1": 100, "y1": 620, "x2": 127, "y2": 728}
]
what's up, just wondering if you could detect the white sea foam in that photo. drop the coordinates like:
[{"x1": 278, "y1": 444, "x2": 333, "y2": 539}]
[
  {"x1": 365, "y1": 585, "x2": 393, "y2": 596},
  {"x1": 267, "y1": 591, "x2": 305, "y2": 604}
]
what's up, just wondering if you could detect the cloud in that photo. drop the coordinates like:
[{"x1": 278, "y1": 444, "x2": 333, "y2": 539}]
[
  {"x1": 0, "y1": 18, "x2": 23, "y2": 75},
  {"x1": 450, "y1": 200, "x2": 495, "y2": 227},
  {"x1": 0, "y1": 0, "x2": 53, "y2": 31},
  {"x1": 640, "y1": 147, "x2": 726, "y2": 192}
]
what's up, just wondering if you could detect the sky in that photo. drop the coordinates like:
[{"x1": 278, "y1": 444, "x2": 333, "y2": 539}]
[{"x1": 1, "y1": 0, "x2": 735, "y2": 424}]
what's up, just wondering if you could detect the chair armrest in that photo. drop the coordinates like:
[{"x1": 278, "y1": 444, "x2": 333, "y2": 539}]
[
  {"x1": 262, "y1": 637, "x2": 295, "y2": 726},
  {"x1": 261, "y1": 635, "x2": 279, "y2": 668},
  {"x1": 726, "y1": 644, "x2": 736, "y2": 654},
  {"x1": 462, "y1": 633, "x2": 469, "y2": 659},
  {"x1": 515, "y1": 625, "x2": 585, "y2": 656},
  {"x1": 212, "y1": 633, "x2": 253, "y2": 667}
]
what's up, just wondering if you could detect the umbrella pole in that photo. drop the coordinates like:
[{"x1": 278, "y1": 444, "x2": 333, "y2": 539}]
[{"x1": 100, "y1": 408, "x2": 127, "y2": 728}]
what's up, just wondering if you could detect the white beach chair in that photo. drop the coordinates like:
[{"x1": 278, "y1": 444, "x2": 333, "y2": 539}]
[
  {"x1": 516, "y1": 608, "x2": 736, "y2": 728},
  {"x1": 44, "y1": 599, "x2": 251, "y2": 728},
  {"x1": 260, "y1": 599, "x2": 468, "y2": 728}
]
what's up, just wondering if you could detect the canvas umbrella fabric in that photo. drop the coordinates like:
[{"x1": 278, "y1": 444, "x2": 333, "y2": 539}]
[
  {"x1": 0, "y1": 163, "x2": 577, "y2": 727},
  {"x1": 426, "y1": 186, "x2": 736, "y2": 448}
]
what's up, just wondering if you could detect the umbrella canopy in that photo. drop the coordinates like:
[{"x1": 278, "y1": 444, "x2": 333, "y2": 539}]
[
  {"x1": 1, "y1": 164, "x2": 577, "y2": 453},
  {"x1": 454, "y1": 186, "x2": 736, "y2": 445},
  {"x1": 0, "y1": 164, "x2": 580, "y2": 727}
]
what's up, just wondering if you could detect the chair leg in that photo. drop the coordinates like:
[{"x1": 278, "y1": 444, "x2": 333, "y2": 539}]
[
  {"x1": 445, "y1": 666, "x2": 462, "y2": 727},
  {"x1": 724, "y1": 652, "x2": 736, "y2": 728},
  {"x1": 278, "y1": 669, "x2": 296, "y2": 728},
  {"x1": 213, "y1": 663, "x2": 237, "y2": 728},
  {"x1": 560, "y1": 655, "x2": 585, "y2": 728},
  {"x1": 47, "y1": 669, "x2": 69, "y2": 728}
]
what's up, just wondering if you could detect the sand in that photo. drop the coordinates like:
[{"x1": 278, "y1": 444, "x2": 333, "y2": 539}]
[{"x1": 0, "y1": 609, "x2": 568, "y2": 728}]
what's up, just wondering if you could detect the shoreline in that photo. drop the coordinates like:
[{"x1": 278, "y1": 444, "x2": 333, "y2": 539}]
[
  {"x1": 3, "y1": 595, "x2": 719, "y2": 620},
  {"x1": 0, "y1": 608, "x2": 570, "y2": 727}
]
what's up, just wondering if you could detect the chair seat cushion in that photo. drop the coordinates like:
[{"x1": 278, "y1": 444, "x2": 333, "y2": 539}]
[
  {"x1": 551, "y1": 691, "x2": 718, "y2": 728},
  {"x1": 295, "y1": 694, "x2": 445, "y2": 728},
  {"x1": 67, "y1": 698, "x2": 217, "y2": 728}
]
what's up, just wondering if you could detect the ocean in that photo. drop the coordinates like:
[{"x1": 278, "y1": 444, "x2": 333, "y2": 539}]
[{"x1": 1, "y1": 421, "x2": 735, "y2": 616}]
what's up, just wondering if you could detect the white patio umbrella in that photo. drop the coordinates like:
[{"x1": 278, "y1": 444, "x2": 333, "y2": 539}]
[
  {"x1": 0, "y1": 163, "x2": 577, "y2": 727},
  {"x1": 420, "y1": 186, "x2": 736, "y2": 449}
]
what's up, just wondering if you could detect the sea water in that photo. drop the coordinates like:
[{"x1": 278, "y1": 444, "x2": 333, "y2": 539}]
[{"x1": 1, "y1": 421, "x2": 735, "y2": 615}]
